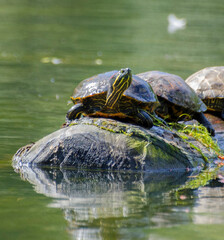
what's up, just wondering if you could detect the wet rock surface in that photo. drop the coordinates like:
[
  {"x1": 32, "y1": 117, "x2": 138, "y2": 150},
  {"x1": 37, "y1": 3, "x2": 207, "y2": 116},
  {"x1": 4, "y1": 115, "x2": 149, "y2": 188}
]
[{"x1": 12, "y1": 115, "x2": 223, "y2": 172}]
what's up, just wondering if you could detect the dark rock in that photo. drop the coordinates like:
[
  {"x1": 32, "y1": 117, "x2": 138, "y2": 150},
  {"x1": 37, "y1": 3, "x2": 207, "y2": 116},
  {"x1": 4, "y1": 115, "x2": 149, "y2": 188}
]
[{"x1": 12, "y1": 117, "x2": 220, "y2": 172}]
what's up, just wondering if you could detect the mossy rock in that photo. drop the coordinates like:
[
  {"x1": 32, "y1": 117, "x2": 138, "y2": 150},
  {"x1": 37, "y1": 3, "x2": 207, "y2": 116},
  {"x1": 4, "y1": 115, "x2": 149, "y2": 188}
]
[{"x1": 12, "y1": 117, "x2": 220, "y2": 172}]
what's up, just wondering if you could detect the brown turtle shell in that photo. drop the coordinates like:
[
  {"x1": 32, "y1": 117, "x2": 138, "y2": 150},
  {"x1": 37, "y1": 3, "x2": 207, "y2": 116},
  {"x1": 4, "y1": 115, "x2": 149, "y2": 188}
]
[
  {"x1": 137, "y1": 71, "x2": 207, "y2": 113},
  {"x1": 72, "y1": 70, "x2": 159, "y2": 106}
]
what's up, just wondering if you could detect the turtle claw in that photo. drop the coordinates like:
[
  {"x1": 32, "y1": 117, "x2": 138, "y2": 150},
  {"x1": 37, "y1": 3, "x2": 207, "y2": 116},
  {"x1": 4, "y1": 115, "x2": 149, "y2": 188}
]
[
  {"x1": 152, "y1": 113, "x2": 168, "y2": 126},
  {"x1": 66, "y1": 103, "x2": 85, "y2": 122},
  {"x1": 194, "y1": 112, "x2": 215, "y2": 136},
  {"x1": 135, "y1": 110, "x2": 153, "y2": 129},
  {"x1": 207, "y1": 125, "x2": 215, "y2": 137}
]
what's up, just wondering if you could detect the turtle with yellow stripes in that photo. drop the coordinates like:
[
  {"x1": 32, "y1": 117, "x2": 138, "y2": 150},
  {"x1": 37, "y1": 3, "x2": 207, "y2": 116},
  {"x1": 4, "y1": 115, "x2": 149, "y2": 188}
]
[{"x1": 66, "y1": 68, "x2": 159, "y2": 128}]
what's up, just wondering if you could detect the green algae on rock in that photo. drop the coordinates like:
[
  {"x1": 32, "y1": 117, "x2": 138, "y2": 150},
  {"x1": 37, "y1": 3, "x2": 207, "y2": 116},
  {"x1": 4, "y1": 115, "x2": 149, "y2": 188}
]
[{"x1": 13, "y1": 118, "x2": 219, "y2": 172}]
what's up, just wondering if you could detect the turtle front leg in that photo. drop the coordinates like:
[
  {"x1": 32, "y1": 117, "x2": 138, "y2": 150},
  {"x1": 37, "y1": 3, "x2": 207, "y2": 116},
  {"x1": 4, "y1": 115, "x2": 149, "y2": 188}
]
[
  {"x1": 152, "y1": 112, "x2": 168, "y2": 126},
  {"x1": 194, "y1": 112, "x2": 215, "y2": 136},
  {"x1": 66, "y1": 103, "x2": 85, "y2": 123},
  {"x1": 134, "y1": 109, "x2": 154, "y2": 129},
  {"x1": 221, "y1": 108, "x2": 224, "y2": 120}
]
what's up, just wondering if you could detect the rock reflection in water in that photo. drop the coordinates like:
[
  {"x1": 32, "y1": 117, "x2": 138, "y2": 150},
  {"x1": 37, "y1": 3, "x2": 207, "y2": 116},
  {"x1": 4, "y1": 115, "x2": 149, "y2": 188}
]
[{"x1": 15, "y1": 166, "x2": 197, "y2": 239}]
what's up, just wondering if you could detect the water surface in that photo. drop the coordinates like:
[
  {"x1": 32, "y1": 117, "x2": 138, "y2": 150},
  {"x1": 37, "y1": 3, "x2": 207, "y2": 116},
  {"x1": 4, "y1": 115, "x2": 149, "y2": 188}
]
[{"x1": 0, "y1": 0, "x2": 224, "y2": 239}]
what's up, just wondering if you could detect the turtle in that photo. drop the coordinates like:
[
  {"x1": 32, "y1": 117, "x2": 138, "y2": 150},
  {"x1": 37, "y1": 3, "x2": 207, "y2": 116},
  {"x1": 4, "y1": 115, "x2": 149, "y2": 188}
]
[
  {"x1": 66, "y1": 68, "x2": 160, "y2": 128},
  {"x1": 185, "y1": 66, "x2": 224, "y2": 120},
  {"x1": 137, "y1": 71, "x2": 215, "y2": 136}
]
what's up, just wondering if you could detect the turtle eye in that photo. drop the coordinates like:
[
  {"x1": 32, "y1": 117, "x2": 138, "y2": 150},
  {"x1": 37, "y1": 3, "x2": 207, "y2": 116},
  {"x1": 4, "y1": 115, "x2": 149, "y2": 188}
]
[{"x1": 120, "y1": 69, "x2": 125, "y2": 73}]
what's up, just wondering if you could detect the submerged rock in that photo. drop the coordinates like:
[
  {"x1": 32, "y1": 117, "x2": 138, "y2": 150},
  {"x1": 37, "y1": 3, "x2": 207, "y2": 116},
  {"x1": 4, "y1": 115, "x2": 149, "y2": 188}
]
[{"x1": 13, "y1": 117, "x2": 221, "y2": 172}]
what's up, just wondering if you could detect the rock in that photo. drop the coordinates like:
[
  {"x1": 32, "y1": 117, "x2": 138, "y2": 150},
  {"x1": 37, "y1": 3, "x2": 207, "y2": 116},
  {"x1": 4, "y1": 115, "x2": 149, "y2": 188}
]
[
  {"x1": 205, "y1": 113, "x2": 224, "y2": 151},
  {"x1": 12, "y1": 117, "x2": 220, "y2": 172}
]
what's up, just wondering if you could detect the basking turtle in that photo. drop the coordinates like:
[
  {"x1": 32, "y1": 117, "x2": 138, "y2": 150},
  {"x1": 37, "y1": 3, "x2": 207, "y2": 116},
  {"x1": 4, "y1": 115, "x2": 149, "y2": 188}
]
[
  {"x1": 186, "y1": 66, "x2": 224, "y2": 120},
  {"x1": 137, "y1": 71, "x2": 215, "y2": 136},
  {"x1": 66, "y1": 68, "x2": 159, "y2": 128}
]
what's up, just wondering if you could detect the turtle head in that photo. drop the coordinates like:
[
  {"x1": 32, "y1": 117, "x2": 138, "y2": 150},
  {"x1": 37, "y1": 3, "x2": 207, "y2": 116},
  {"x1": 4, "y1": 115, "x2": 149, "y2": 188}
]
[{"x1": 105, "y1": 68, "x2": 132, "y2": 109}]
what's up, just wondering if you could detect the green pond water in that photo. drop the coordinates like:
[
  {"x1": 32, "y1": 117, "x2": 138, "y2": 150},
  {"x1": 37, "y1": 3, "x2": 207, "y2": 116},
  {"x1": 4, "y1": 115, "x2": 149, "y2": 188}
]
[{"x1": 0, "y1": 0, "x2": 224, "y2": 239}]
